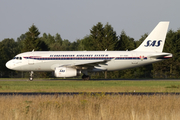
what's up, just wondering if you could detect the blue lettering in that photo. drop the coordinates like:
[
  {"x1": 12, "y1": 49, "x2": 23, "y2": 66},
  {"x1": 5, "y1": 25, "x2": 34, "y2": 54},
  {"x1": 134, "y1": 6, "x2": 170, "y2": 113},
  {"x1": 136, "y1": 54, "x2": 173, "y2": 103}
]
[
  {"x1": 155, "y1": 40, "x2": 162, "y2": 47},
  {"x1": 144, "y1": 40, "x2": 151, "y2": 47},
  {"x1": 144, "y1": 40, "x2": 162, "y2": 47},
  {"x1": 59, "y1": 70, "x2": 65, "y2": 72},
  {"x1": 150, "y1": 41, "x2": 156, "y2": 46}
]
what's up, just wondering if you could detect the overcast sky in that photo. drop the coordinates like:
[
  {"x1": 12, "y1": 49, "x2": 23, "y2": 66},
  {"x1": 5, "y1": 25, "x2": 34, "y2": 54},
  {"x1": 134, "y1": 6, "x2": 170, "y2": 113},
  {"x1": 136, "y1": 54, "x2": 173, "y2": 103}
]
[{"x1": 1, "y1": 0, "x2": 180, "y2": 42}]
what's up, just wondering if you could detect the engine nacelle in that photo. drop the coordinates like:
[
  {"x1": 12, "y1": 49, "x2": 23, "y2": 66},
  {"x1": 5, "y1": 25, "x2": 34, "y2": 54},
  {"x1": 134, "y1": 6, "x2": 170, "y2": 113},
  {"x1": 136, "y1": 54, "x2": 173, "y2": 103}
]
[{"x1": 54, "y1": 67, "x2": 81, "y2": 77}]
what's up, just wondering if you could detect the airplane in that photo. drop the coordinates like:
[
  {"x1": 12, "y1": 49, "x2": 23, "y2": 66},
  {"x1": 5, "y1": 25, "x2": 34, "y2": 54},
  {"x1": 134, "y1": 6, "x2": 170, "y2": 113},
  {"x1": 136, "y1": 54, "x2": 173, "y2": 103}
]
[{"x1": 6, "y1": 21, "x2": 172, "y2": 80}]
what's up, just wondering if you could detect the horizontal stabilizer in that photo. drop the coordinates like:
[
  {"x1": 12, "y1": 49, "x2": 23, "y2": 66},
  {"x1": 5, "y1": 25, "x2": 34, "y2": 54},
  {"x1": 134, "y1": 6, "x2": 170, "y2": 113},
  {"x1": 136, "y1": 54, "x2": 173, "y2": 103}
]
[{"x1": 148, "y1": 53, "x2": 172, "y2": 59}]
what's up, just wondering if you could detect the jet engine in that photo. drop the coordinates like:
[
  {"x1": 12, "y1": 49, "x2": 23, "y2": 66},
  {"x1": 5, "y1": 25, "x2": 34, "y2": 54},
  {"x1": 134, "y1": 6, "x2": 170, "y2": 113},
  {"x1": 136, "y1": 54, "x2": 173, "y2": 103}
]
[{"x1": 54, "y1": 67, "x2": 81, "y2": 77}]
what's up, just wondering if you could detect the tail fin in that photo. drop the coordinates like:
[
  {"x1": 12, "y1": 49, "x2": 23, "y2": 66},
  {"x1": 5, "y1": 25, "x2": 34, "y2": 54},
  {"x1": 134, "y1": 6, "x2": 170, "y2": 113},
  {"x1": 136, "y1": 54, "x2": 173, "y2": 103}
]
[{"x1": 133, "y1": 21, "x2": 169, "y2": 52}]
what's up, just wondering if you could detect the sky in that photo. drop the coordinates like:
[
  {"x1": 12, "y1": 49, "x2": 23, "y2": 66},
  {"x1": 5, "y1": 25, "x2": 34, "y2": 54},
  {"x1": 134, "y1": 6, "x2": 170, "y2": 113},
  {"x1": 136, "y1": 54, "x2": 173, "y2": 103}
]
[{"x1": 1, "y1": 0, "x2": 180, "y2": 42}]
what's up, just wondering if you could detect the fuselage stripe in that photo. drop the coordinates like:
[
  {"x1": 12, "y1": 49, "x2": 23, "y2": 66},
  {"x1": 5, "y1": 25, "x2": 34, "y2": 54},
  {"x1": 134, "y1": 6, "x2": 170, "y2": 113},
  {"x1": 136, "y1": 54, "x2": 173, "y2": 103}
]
[{"x1": 23, "y1": 57, "x2": 148, "y2": 60}]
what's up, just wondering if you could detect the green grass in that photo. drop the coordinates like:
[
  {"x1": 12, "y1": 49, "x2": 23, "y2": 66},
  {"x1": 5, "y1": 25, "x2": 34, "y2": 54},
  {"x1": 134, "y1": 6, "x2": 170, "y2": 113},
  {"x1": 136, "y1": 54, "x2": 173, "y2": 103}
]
[{"x1": 0, "y1": 78, "x2": 180, "y2": 92}]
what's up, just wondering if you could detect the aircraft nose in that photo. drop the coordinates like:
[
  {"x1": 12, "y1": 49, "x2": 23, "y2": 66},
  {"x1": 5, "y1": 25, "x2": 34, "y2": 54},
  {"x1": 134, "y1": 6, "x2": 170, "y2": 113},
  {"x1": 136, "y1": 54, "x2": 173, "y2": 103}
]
[{"x1": 6, "y1": 61, "x2": 12, "y2": 69}]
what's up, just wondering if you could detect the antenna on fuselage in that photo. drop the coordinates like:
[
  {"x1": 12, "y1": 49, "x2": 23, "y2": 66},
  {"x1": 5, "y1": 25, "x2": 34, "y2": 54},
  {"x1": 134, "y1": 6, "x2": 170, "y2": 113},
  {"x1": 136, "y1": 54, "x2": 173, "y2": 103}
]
[
  {"x1": 32, "y1": 49, "x2": 34, "y2": 52},
  {"x1": 105, "y1": 49, "x2": 107, "y2": 51}
]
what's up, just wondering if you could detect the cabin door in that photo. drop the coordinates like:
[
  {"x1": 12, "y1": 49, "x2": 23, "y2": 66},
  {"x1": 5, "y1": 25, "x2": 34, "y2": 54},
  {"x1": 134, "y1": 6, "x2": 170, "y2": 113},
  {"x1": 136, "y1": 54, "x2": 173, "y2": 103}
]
[{"x1": 28, "y1": 52, "x2": 34, "y2": 65}]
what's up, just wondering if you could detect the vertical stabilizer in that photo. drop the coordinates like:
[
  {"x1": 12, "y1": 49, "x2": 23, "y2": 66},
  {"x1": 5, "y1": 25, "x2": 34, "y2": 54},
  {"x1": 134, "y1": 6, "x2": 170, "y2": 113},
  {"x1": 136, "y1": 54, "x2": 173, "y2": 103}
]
[{"x1": 133, "y1": 21, "x2": 169, "y2": 52}]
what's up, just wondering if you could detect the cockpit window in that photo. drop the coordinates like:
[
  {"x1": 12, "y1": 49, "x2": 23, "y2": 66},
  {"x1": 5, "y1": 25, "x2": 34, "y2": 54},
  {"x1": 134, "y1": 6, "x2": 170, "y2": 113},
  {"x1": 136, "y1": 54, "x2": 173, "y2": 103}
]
[{"x1": 13, "y1": 57, "x2": 22, "y2": 60}]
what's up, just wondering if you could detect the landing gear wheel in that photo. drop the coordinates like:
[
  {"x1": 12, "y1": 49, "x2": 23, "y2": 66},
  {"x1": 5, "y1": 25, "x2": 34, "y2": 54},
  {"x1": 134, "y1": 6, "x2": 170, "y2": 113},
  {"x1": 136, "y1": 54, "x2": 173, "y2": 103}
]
[
  {"x1": 82, "y1": 74, "x2": 90, "y2": 80},
  {"x1": 29, "y1": 77, "x2": 33, "y2": 81},
  {"x1": 29, "y1": 71, "x2": 34, "y2": 81}
]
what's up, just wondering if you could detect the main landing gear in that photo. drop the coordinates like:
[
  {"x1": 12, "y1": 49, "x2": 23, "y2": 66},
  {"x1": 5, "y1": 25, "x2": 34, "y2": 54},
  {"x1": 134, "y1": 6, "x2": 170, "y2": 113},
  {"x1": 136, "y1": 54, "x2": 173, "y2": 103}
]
[
  {"x1": 29, "y1": 71, "x2": 34, "y2": 81},
  {"x1": 82, "y1": 74, "x2": 90, "y2": 80}
]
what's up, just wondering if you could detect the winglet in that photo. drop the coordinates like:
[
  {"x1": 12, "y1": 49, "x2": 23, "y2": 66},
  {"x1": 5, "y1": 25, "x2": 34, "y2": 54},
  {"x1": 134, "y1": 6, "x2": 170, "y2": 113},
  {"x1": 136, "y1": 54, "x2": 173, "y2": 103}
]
[{"x1": 133, "y1": 21, "x2": 169, "y2": 52}]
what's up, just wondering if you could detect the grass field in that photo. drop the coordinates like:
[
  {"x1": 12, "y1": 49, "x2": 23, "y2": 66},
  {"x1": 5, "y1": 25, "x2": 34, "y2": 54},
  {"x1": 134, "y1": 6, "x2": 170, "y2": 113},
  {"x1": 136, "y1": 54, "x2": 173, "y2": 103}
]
[
  {"x1": 1, "y1": 79, "x2": 180, "y2": 120},
  {"x1": 0, "y1": 95, "x2": 180, "y2": 120},
  {"x1": 0, "y1": 78, "x2": 180, "y2": 92}
]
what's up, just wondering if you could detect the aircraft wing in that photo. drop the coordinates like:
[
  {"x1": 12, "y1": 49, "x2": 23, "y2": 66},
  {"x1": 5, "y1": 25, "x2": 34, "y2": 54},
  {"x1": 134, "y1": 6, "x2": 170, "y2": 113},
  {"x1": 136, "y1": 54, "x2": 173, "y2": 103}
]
[
  {"x1": 70, "y1": 60, "x2": 108, "y2": 67},
  {"x1": 58, "y1": 60, "x2": 109, "y2": 69}
]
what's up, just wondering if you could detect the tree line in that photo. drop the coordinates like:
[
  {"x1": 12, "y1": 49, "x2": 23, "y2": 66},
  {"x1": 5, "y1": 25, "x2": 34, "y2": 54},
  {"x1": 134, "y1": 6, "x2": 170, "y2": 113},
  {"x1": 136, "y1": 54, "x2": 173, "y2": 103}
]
[{"x1": 0, "y1": 22, "x2": 180, "y2": 79}]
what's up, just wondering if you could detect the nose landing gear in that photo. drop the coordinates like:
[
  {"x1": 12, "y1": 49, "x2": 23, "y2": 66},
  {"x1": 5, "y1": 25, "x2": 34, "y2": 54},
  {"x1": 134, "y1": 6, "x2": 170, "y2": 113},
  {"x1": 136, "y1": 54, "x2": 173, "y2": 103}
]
[{"x1": 29, "y1": 71, "x2": 34, "y2": 81}]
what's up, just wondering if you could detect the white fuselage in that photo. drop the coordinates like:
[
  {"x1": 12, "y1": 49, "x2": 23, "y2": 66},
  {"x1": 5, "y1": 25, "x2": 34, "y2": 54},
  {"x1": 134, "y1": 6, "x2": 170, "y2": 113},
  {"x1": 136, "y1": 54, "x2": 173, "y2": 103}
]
[{"x1": 6, "y1": 51, "x2": 172, "y2": 72}]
